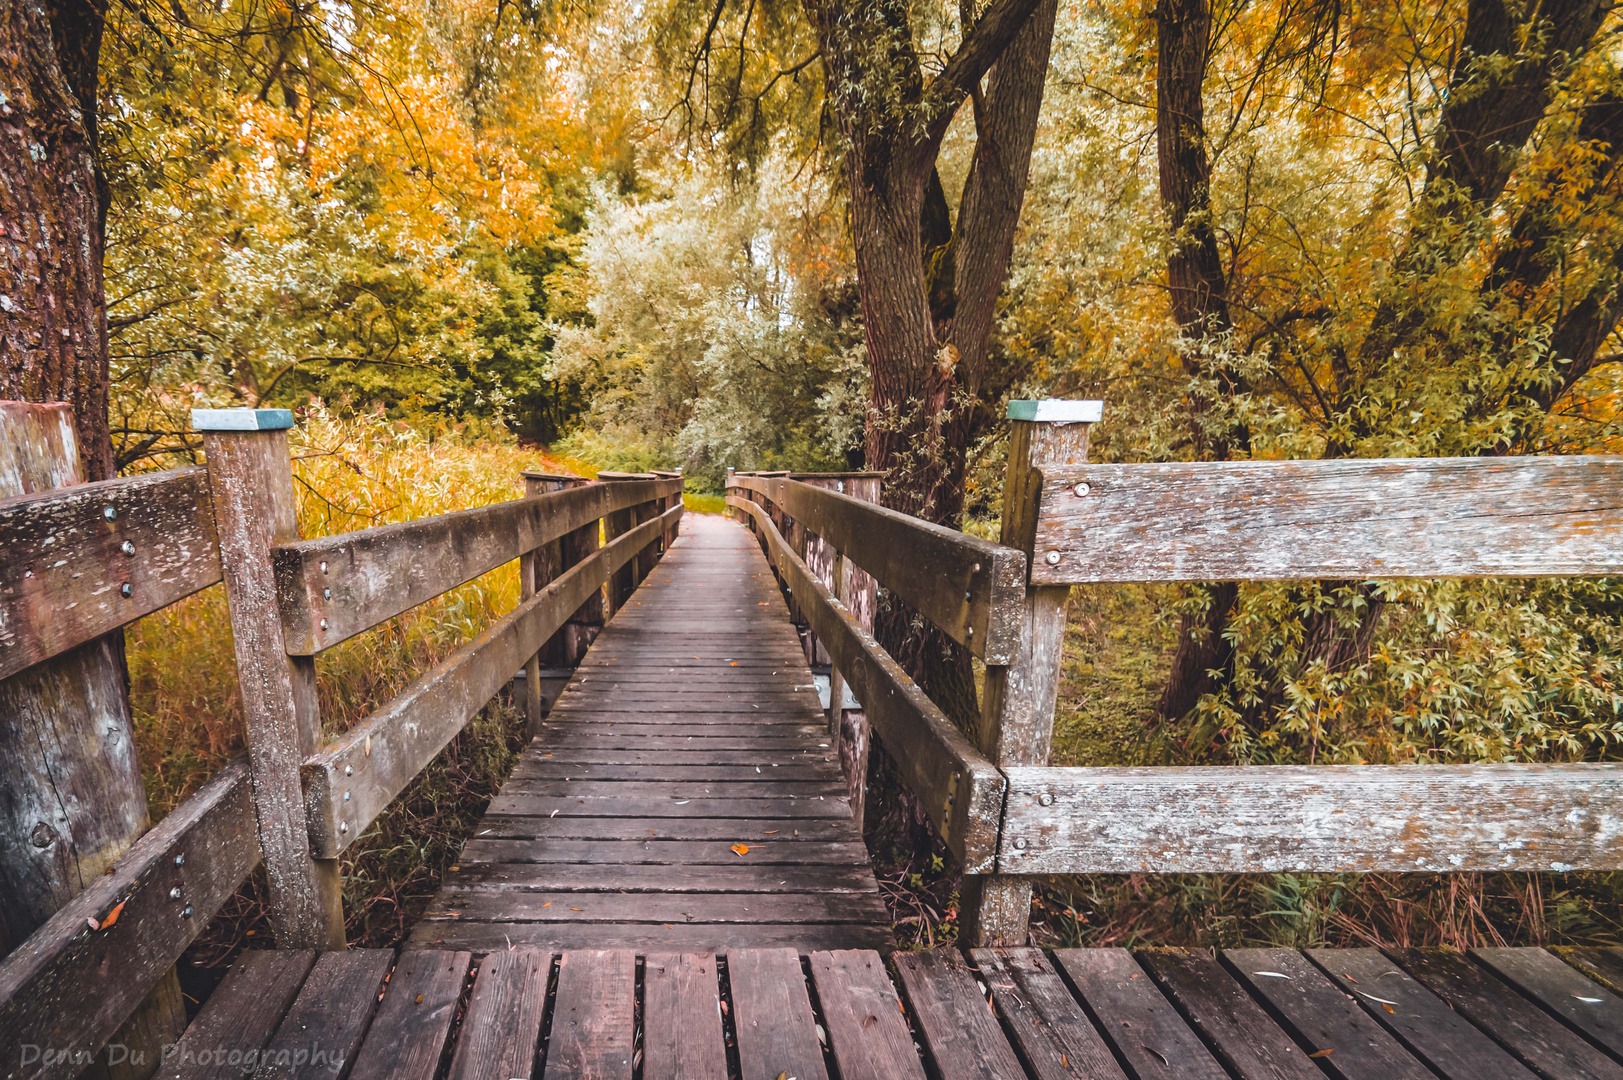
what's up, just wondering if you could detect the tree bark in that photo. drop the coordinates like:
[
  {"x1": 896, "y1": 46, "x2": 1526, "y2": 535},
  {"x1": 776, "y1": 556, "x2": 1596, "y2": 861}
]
[{"x1": 0, "y1": 0, "x2": 115, "y2": 481}]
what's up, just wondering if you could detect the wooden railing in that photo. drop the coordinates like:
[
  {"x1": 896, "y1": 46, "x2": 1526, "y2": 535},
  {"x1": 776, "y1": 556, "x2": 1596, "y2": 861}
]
[
  {"x1": 731, "y1": 400, "x2": 1623, "y2": 947},
  {"x1": 0, "y1": 407, "x2": 680, "y2": 1077}
]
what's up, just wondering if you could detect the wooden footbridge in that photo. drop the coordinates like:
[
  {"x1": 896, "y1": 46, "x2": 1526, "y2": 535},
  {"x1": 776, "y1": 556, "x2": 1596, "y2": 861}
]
[{"x1": 3, "y1": 400, "x2": 1623, "y2": 1080}]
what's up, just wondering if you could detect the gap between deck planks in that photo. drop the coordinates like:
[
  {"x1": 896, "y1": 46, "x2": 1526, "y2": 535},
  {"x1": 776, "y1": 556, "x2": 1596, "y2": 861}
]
[
  {"x1": 160, "y1": 943, "x2": 1623, "y2": 1080},
  {"x1": 407, "y1": 512, "x2": 894, "y2": 955}
]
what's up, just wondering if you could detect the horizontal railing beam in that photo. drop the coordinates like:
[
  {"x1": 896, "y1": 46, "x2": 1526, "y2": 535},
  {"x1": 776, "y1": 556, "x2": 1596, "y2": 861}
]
[
  {"x1": 730, "y1": 476, "x2": 1026, "y2": 664},
  {"x1": 0, "y1": 467, "x2": 223, "y2": 681},
  {"x1": 303, "y1": 502, "x2": 683, "y2": 857},
  {"x1": 0, "y1": 761, "x2": 259, "y2": 1080},
  {"x1": 275, "y1": 477, "x2": 681, "y2": 654},
  {"x1": 998, "y1": 763, "x2": 1623, "y2": 873},
  {"x1": 1032, "y1": 455, "x2": 1623, "y2": 584},
  {"x1": 727, "y1": 494, "x2": 1004, "y2": 870}
]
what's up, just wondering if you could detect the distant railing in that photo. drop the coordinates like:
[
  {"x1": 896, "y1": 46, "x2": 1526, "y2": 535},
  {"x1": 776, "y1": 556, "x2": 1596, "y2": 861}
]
[
  {"x1": 0, "y1": 407, "x2": 681, "y2": 1077},
  {"x1": 732, "y1": 401, "x2": 1623, "y2": 947}
]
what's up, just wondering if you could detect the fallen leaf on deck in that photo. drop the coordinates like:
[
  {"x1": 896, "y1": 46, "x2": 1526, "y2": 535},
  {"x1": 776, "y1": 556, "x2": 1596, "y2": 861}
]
[
  {"x1": 1309, "y1": 1049, "x2": 1334, "y2": 1058},
  {"x1": 732, "y1": 843, "x2": 750, "y2": 855}
]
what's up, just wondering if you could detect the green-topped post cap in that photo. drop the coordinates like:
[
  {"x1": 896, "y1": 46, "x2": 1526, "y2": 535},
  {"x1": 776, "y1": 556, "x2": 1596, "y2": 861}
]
[
  {"x1": 191, "y1": 408, "x2": 296, "y2": 431},
  {"x1": 1006, "y1": 399, "x2": 1104, "y2": 423}
]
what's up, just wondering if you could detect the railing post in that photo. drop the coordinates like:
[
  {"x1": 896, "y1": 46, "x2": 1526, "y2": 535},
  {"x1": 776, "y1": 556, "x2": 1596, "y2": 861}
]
[
  {"x1": 963, "y1": 399, "x2": 1102, "y2": 947},
  {"x1": 194, "y1": 408, "x2": 346, "y2": 950},
  {"x1": 0, "y1": 401, "x2": 187, "y2": 1074},
  {"x1": 520, "y1": 472, "x2": 573, "y2": 737},
  {"x1": 597, "y1": 472, "x2": 645, "y2": 614}
]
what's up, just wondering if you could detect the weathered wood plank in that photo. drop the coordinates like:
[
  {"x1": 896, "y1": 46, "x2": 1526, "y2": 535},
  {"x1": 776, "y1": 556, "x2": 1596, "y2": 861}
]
[
  {"x1": 965, "y1": 948, "x2": 1127, "y2": 1080},
  {"x1": 501, "y1": 779, "x2": 846, "y2": 799},
  {"x1": 728, "y1": 948, "x2": 829, "y2": 1080},
  {"x1": 0, "y1": 467, "x2": 221, "y2": 680},
  {"x1": 257, "y1": 949, "x2": 393, "y2": 1080},
  {"x1": 542, "y1": 950, "x2": 635, "y2": 1080},
  {"x1": 1392, "y1": 948, "x2": 1623, "y2": 1080},
  {"x1": 0, "y1": 761, "x2": 259, "y2": 1080},
  {"x1": 444, "y1": 862, "x2": 879, "y2": 893},
  {"x1": 484, "y1": 793, "x2": 852, "y2": 819},
  {"x1": 1031, "y1": 455, "x2": 1623, "y2": 584},
  {"x1": 200, "y1": 421, "x2": 344, "y2": 948},
  {"x1": 420, "y1": 890, "x2": 890, "y2": 925},
  {"x1": 447, "y1": 948, "x2": 551, "y2": 1080},
  {"x1": 807, "y1": 950, "x2": 928, "y2": 1080},
  {"x1": 727, "y1": 495, "x2": 1004, "y2": 871},
  {"x1": 891, "y1": 951, "x2": 1026, "y2": 1080},
  {"x1": 303, "y1": 504, "x2": 681, "y2": 857},
  {"x1": 1474, "y1": 947, "x2": 1623, "y2": 1058},
  {"x1": 411, "y1": 921, "x2": 895, "y2": 954},
  {"x1": 998, "y1": 763, "x2": 1623, "y2": 873},
  {"x1": 1304, "y1": 948, "x2": 1539, "y2": 1080},
  {"x1": 346, "y1": 950, "x2": 471, "y2": 1080},
  {"x1": 1053, "y1": 948, "x2": 1230, "y2": 1080},
  {"x1": 274, "y1": 477, "x2": 679, "y2": 654},
  {"x1": 1225, "y1": 949, "x2": 1434, "y2": 1080},
  {"x1": 156, "y1": 950, "x2": 315, "y2": 1080},
  {"x1": 458, "y1": 839, "x2": 865, "y2": 863},
  {"x1": 730, "y1": 475, "x2": 1025, "y2": 662},
  {"x1": 1137, "y1": 948, "x2": 1321, "y2": 1080},
  {"x1": 642, "y1": 954, "x2": 727, "y2": 1080}
]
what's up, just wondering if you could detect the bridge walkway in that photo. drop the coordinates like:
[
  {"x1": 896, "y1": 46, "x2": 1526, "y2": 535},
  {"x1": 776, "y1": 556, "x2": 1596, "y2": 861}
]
[{"x1": 406, "y1": 512, "x2": 893, "y2": 954}]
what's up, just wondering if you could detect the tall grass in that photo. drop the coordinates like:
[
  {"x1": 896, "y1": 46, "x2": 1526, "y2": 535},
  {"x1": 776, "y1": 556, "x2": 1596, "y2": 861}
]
[{"x1": 126, "y1": 405, "x2": 585, "y2": 950}]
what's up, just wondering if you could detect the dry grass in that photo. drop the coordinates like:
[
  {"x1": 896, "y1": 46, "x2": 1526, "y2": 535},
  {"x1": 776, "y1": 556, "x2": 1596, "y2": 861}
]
[{"x1": 126, "y1": 405, "x2": 586, "y2": 951}]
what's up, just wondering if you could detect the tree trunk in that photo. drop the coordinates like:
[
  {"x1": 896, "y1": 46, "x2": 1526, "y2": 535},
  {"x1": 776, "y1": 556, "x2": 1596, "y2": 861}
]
[{"x1": 0, "y1": 0, "x2": 115, "y2": 481}]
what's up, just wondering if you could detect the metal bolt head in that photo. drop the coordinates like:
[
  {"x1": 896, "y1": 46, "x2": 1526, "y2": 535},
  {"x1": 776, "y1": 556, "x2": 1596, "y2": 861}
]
[
  {"x1": 340, "y1": 822, "x2": 348, "y2": 834},
  {"x1": 344, "y1": 764, "x2": 353, "y2": 776},
  {"x1": 30, "y1": 823, "x2": 53, "y2": 848},
  {"x1": 320, "y1": 561, "x2": 328, "y2": 574},
  {"x1": 174, "y1": 853, "x2": 185, "y2": 867},
  {"x1": 169, "y1": 886, "x2": 182, "y2": 900},
  {"x1": 1038, "y1": 793, "x2": 1054, "y2": 807},
  {"x1": 181, "y1": 905, "x2": 194, "y2": 919},
  {"x1": 1073, "y1": 482, "x2": 1091, "y2": 497},
  {"x1": 320, "y1": 619, "x2": 328, "y2": 631},
  {"x1": 323, "y1": 588, "x2": 332, "y2": 600},
  {"x1": 1044, "y1": 550, "x2": 1062, "y2": 566},
  {"x1": 120, "y1": 540, "x2": 136, "y2": 556},
  {"x1": 103, "y1": 506, "x2": 117, "y2": 522},
  {"x1": 343, "y1": 790, "x2": 351, "y2": 802},
  {"x1": 1014, "y1": 838, "x2": 1028, "y2": 850},
  {"x1": 120, "y1": 582, "x2": 133, "y2": 598}
]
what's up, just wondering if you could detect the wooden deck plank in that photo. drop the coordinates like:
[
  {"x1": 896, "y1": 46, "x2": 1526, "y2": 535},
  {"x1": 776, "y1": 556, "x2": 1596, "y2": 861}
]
[
  {"x1": 447, "y1": 948, "x2": 552, "y2": 1080},
  {"x1": 967, "y1": 948, "x2": 1127, "y2": 1080},
  {"x1": 642, "y1": 954, "x2": 728, "y2": 1080},
  {"x1": 1560, "y1": 947, "x2": 1623, "y2": 995},
  {"x1": 158, "y1": 950, "x2": 315, "y2": 1080},
  {"x1": 420, "y1": 890, "x2": 892, "y2": 925},
  {"x1": 542, "y1": 950, "x2": 635, "y2": 1080},
  {"x1": 408, "y1": 921, "x2": 896, "y2": 953},
  {"x1": 346, "y1": 950, "x2": 471, "y2": 1080},
  {"x1": 1137, "y1": 948, "x2": 1320, "y2": 1080},
  {"x1": 728, "y1": 948, "x2": 830, "y2": 1080},
  {"x1": 1224, "y1": 948, "x2": 1440, "y2": 1080},
  {"x1": 1473, "y1": 947, "x2": 1623, "y2": 1059},
  {"x1": 445, "y1": 863, "x2": 881, "y2": 893},
  {"x1": 1304, "y1": 947, "x2": 1540, "y2": 1080},
  {"x1": 807, "y1": 950, "x2": 927, "y2": 1080},
  {"x1": 258, "y1": 949, "x2": 393, "y2": 1080},
  {"x1": 1392, "y1": 948, "x2": 1623, "y2": 1080},
  {"x1": 892, "y1": 950, "x2": 1026, "y2": 1080},
  {"x1": 1053, "y1": 948, "x2": 1229, "y2": 1080}
]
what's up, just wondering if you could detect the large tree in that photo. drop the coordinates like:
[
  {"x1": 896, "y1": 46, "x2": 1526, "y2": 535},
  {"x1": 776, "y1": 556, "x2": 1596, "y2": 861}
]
[
  {"x1": 0, "y1": 0, "x2": 115, "y2": 478},
  {"x1": 1152, "y1": 0, "x2": 1618, "y2": 726}
]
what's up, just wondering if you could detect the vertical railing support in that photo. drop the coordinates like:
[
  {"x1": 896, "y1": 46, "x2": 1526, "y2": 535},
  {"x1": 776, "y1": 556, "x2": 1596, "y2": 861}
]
[
  {"x1": 520, "y1": 471, "x2": 573, "y2": 738},
  {"x1": 195, "y1": 408, "x2": 346, "y2": 950},
  {"x1": 962, "y1": 399, "x2": 1102, "y2": 947}
]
